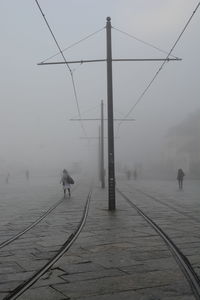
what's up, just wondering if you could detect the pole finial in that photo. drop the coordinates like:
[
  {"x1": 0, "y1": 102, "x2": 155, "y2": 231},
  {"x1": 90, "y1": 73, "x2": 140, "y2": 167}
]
[{"x1": 106, "y1": 16, "x2": 111, "y2": 22}]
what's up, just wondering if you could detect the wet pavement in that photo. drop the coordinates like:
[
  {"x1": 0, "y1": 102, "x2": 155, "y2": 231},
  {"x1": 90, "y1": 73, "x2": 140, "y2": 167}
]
[{"x1": 0, "y1": 176, "x2": 199, "y2": 299}]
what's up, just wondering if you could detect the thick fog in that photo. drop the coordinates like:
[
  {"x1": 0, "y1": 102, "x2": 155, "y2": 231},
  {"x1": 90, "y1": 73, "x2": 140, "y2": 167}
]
[{"x1": 0, "y1": 1, "x2": 200, "y2": 179}]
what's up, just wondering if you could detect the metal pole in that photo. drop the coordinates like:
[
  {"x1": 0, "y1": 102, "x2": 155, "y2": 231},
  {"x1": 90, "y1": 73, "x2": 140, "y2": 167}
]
[
  {"x1": 101, "y1": 100, "x2": 105, "y2": 188},
  {"x1": 106, "y1": 17, "x2": 115, "y2": 210},
  {"x1": 98, "y1": 126, "x2": 101, "y2": 181}
]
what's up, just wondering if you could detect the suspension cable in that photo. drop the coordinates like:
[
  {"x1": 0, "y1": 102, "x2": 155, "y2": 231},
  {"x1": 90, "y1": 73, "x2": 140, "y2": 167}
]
[
  {"x1": 116, "y1": 1, "x2": 200, "y2": 136},
  {"x1": 112, "y1": 26, "x2": 178, "y2": 59},
  {"x1": 39, "y1": 27, "x2": 105, "y2": 64},
  {"x1": 34, "y1": 0, "x2": 87, "y2": 136}
]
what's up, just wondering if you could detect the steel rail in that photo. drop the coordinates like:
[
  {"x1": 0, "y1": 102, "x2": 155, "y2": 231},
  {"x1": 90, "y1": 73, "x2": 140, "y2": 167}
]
[
  {"x1": 117, "y1": 188, "x2": 200, "y2": 300},
  {"x1": 130, "y1": 185, "x2": 200, "y2": 225},
  {"x1": 0, "y1": 185, "x2": 78, "y2": 250},
  {"x1": 4, "y1": 189, "x2": 92, "y2": 300}
]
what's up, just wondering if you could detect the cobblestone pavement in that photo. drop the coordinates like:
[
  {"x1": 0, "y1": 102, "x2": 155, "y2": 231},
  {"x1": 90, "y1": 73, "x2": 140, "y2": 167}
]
[{"x1": 0, "y1": 177, "x2": 199, "y2": 299}]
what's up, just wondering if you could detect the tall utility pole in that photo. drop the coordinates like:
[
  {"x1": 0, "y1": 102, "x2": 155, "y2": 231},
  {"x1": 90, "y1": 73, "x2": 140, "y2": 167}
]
[
  {"x1": 100, "y1": 100, "x2": 105, "y2": 189},
  {"x1": 38, "y1": 17, "x2": 181, "y2": 211},
  {"x1": 106, "y1": 17, "x2": 115, "y2": 210},
  {"x1": 98, "y1": 126, "x2": 101, "y2": 182}
]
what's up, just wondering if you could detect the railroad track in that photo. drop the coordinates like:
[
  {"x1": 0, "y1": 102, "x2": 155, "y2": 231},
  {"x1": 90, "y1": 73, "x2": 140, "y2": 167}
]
[
  {"x1": 117, "y1": 188, "x2": 200, "y2": 300},
  {"x1": 0, "y1": 197, "x2": 65, "y2": 250},
  {"x1": 1, "y1": 185, "x2": 92, "y2": 300},
  {"x1": 130, "y1": 185, "x2": 200, "y2": 225},
  {"x1": 0, "y1": 183, "x2": 81, "y2": 250}
]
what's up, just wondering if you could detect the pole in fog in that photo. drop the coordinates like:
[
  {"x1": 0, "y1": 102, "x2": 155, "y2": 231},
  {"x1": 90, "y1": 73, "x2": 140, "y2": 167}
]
[
  {"x1": 106, "y1": 17, "x2": 115, "y2": 210},
  {"x1": 101, "y1": 100, "x2": 105, "y2": 189}
]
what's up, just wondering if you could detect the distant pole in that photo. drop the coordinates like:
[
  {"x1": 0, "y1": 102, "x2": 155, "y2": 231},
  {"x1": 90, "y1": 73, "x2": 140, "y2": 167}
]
[
  {"x1": 106, "y1": 17, "x2": 115, "y2": 210},
  {"x1": 101, "y1": 100, "x2": 105, "y2": 188},
  {"x1": 98, "y1": 126, "x2": 101, "y2": 181}
]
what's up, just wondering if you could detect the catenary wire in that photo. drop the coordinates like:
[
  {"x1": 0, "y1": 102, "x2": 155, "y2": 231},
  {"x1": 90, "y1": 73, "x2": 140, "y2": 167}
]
[
  {"x1": 34, "y1": 0, "x2": 87, "y2": 136},
  {"x1": 39, "y1": 27, "x2": 105, "y2": 64},
  {"x1": 116, "y1": 1, "x2": 200, "y2": 136},
  {"x1": 112, "y1": 26, "x2": 179, "y2": 59}
]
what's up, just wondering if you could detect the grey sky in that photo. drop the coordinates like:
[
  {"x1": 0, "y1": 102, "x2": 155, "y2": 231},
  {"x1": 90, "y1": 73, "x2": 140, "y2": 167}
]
[{"x1": 0, "y1": 1, "x2": 200, "y2": 174}]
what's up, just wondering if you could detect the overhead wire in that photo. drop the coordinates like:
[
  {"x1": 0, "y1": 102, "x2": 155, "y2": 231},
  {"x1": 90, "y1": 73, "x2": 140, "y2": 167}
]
[
  {"x1": 34, "y1": 0, "x2": 87, "y2": 136},
  {"x1": 112, "y1": 26, "x2": 179, "y2": 59},
  {"x1": 116, "y1": 1, "x2": 200, "y2": 137},
  {"x1": 39, "y1": 27, "x2": 105, "y2": 64}
]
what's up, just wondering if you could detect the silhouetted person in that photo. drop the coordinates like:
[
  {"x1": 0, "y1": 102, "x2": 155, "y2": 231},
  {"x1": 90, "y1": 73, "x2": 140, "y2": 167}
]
[
  {"x1": 177, "y1": 168, "x2": 185, "y2": 190},
  {"x1": 60, "y1": 169, "x2": 74, "y2": 198},
  {"x1": 133, "y1": 169, "x2": 137, "y2": 180},
  {"x1": 5, "y1": 173, "x2": 10, "y2": 184},
  {"x1": 126, "y1": 170, "x2": 131, "y2": 180}
]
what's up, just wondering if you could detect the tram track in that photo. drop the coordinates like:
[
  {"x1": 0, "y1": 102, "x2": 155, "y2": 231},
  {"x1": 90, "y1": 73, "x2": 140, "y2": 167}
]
[
  {"x1": 131, "y1": 185, "x2": 200, "y2": 225},
  {"x1": 3, "y1": 188, "x2": 92, "y2": 300},
  {"x1": 0, "y1": 184, "x2": 80, "y2": 250},
  {"x1": 0, "y1": 197, "x2": 64, "y2": 250},
  {"x1": 117, "y1": 188, "x2": 200, "y2": 300}
]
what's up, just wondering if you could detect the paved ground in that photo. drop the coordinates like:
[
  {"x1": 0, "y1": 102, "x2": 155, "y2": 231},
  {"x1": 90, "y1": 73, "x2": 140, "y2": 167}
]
[{"x1": 0, "y1": 176, "x2": 199, "y2": 299}]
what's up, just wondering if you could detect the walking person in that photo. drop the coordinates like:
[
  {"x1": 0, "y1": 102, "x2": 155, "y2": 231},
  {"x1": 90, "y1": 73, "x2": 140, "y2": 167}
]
[
  {"x1": 177, "y1": 168, "x2": 185, "y2": 190},
  {"x1": 133, "y1": 169, "x2": 138, "y2": 180},
  {"x1": 126, "y1": 170, "x2": 131, "y2": 180},
  {"x1": 5, "y1": 173, "x2": 10, "y2": 184},
  {"x1": 60, "y1": 169, "x2": 74, "y2": 198}
]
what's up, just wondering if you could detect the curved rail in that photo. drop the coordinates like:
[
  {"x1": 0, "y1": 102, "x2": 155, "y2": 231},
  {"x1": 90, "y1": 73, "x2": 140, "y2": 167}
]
[
  {"x1": 3, "y1": 189, "x2": 92, "y2": 300},
  {"x1": 117, "y1": 188, "x2": 200, "y2": 300},
  {"x1": 0, "y1": 184, "x2": 79, "y2": 250},
  {"x1": 0, "y1": 198, "x2": 64, "y2": 250}
]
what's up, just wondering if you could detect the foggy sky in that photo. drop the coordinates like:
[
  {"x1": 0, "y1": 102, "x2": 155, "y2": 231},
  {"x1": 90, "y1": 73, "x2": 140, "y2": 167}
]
[{"x1": 0, "y1": 1, "x2": 200, "y2": 175}]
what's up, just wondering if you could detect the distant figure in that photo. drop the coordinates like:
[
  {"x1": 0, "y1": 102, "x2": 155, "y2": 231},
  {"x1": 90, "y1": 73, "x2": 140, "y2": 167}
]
[
  {"x1": 60, "y1": 169, "x2": 74, "y2": 198},
  {"x1": 5, "y1": 173, "x2": 10, "y2": 184},
  {"x1": 133, "y1": 169, "x2": 138, "y2": 180},
  {"x1": 177, "y1": 168, "x2": 185, "y2": 190},
  {"x1": 25, "y1": 170, "x2": 29, "y2": 181},
  {"x1": 126, "y1": 170, "x2": 131, "y2": 180}
]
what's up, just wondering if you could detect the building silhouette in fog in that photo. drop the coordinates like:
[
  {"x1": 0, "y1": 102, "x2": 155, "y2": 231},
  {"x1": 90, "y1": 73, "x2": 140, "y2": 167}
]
[{"x1": 163, "y1": 110, "x2": 200, "y2": 178}]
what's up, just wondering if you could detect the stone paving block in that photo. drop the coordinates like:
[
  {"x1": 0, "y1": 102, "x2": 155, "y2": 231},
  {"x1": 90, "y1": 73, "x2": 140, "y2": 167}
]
[
  {"x1": 6, "y1": 242, "x2": 39, "y2": 251},
  {"x1": 60, "y1": 268, "x2": 126, "y2": 282},
  {"x1": 51, "y1": 270, "x2": 189, "y2": 299},
  {"x1": 53, "y1": 255, "x2": 84, "y2": 267},
  {"x1": 0, "y1": 293, "x2": 7, "y2": 300},
  {"x1": 0, "y1": 251, "x2": 13, "y2": 257},
  {"x1": 137, "y1": 282, "x2": 195, "y2": 299},
  {"x1": 85, "y1": 242, "x2": 133, "y2": 253},
  {"x1": 0, "y1": 271, "x2": 34, "y2": 283},
  {"x1": 18, "y1": 286, "x2": 68, "y2": 300},
  {"x1": 8, "y1": 249, "x2": 38, "y2": 259},
  {"x1": 54, "y1": 260, "x2": 105, "y2": 274},
  {"x1": 72, "y1": 290, "x2": 154, "y2": 300},
  {"x1": 119, "y1": 257, "x2": 180, "y2": 274},
  {"x1": 15, "y1": 258, "x2": 49, "y2": 271},
  {"x1": 86, "y1": 252, "x2": 139, "y2": 268},
  {"x1": 31, "y1": 249, "x2": 58, "y2": 260},
  {"x1": 33, "y1": 268, "x2": 68, "y2": 288},
  {"x1": 183, "y1": 254, "x2": 200, "y2": 264},
  {"x1": 0, "y1": 280, "x2": 24, "y2": 293},
  {"x1": 161, "y1": 296, "x2": 195, "y2": 300},
  {"x1": 194, "y1": 265, "x2": 200, "y2": 277},
  {"x1": 0, "y1": 262, "x2": 25, "y2": 273}
]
